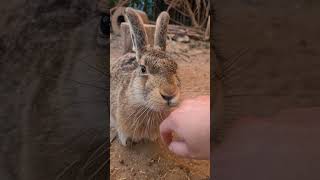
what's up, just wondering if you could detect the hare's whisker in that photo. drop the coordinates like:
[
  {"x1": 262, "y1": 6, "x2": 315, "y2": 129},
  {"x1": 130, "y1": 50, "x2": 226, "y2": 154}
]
[
  {"x1": 130, "y1": 106, "x2": 144, "y2": 127},
  {"x1": 127, "y1": 105, "x2": 143, "y2": 121},
  {"x1": 88, "y1": 158, "x2": 108, "y2": 180},
  {"x1": 39, "y1": 73, "x2": 107, "y2": 92},
  {"x1": 130, "y1": 106, "x2": 146, "y2": 135},
  {"x1": 82, "y1": 141, "x2": 108, "y2": 171},
  {"x1": 79, "y1": 59, "x2": 108, "y2": 77},
  {"x1": 132, "y1": 106, "x2": 149, "y2": 138},
  {"x1": 142, "y1": 106, "x2": 150, "y2": 137},
  {"x1": 65, "y1": 78, "x2": 108, "y2": 91},
  {"x1": 51, "y1": 100, "x2": 108, "y2": 114},
  {"x1": 222, "y1": 48, "x2": 248, "y2": 72}
]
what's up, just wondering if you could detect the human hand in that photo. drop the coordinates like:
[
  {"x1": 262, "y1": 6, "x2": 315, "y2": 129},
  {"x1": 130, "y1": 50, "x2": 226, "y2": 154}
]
[{"x1": 160, "y1": 96, "x2": 210, "y2": 160}]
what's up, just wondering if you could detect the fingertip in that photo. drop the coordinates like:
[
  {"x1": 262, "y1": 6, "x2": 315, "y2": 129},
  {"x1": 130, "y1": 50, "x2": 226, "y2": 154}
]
[{"x1": 168, "y1": 141, "x2": 190, "y2": 158}]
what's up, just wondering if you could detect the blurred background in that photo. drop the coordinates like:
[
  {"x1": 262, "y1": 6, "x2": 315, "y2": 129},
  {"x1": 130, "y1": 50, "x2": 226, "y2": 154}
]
[{"x1": 213, "y1": 1, "x2": 320, "y2": 180}]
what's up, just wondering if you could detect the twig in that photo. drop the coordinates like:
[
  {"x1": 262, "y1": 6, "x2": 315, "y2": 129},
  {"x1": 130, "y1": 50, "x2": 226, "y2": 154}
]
[
  {"x1": 169, "y1": 18, "x2": 186, "y2": 26},
  {"x1": 167, "y1": 51, "x2": 191, "y2": 63},
  {"x1": 200, "y1": 0, "x2": 210, "y2": 27},
  {"x1": 166, "y1": 0, "x2": 179, "y2": 12},
  {"x1": 184, "y1": 0, "x2": 200, "y2": 27},
  {"x1": 110, "y1": 0, "x2": 130, "y2": 14}
]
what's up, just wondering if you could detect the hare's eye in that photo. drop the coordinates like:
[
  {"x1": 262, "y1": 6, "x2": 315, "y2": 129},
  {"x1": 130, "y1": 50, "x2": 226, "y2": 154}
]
[{"x1": 140, "y1": 65, "x2": 147, "y2": 74}]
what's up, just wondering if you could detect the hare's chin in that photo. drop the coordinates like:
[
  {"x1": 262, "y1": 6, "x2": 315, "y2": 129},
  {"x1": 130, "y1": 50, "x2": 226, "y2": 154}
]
[
  {"x1": 149, "y1": 105, "x2": 166, "y2": 112},
  {"x1": 148, "y1": 102, "x2": 178, "y2": 112}
]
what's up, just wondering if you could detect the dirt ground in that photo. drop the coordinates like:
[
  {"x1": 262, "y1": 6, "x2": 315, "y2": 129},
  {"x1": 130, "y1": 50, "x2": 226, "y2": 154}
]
[{"x1": 110, "y1": 34, "x2": 210, "y2": 179}]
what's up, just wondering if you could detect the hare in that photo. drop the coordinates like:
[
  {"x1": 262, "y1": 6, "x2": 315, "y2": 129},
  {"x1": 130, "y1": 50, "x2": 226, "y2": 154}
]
[{"x1": 110, "y1": 7, "x2": 181, "y2": 146}]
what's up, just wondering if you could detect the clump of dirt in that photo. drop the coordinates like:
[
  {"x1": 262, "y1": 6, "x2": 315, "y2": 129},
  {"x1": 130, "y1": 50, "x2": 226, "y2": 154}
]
[{"x1": 110, "y1": 34, "x2": 210, "y2": 180}]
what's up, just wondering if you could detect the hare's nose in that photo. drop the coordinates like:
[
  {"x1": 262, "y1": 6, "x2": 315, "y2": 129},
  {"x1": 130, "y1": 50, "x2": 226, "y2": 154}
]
[{"x1": 161, "y1": 94, "x2": 175, "y2": 101}]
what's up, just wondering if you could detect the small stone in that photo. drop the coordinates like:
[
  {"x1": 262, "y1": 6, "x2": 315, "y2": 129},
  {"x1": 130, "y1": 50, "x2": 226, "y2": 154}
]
[
  {"x1": 147, "y1": 159, "x2": 155, "y2": 166},
  {"x1": 172, "y1": 34, "x2": 190, "y2": 43}
]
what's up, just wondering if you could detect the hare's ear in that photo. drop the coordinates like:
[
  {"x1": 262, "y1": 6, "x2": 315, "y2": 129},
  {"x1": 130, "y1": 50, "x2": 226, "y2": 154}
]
[
  {"x1": 125, "y1": 8, "x2": 149, "y2": 60},
  {"x1": 154, "y1": 12, "x2": 170, "y2": 51}
]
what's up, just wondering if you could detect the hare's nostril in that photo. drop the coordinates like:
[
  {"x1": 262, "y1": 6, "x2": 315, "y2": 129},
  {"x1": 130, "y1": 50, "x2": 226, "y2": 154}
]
[{"x1": 161, "y1": 94, "x2": 175, "y2": 101}]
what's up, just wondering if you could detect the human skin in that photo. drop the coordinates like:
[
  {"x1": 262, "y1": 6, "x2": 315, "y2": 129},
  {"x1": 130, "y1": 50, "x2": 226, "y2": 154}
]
[{"x1": 160, "y1": 96, "x2": 210, "y2": 160}]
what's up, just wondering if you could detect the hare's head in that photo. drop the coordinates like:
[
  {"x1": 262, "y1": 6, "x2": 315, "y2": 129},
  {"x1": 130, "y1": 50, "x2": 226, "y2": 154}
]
[{"x1": 125, "y1": 8, "x2": 181, "y2": 112}]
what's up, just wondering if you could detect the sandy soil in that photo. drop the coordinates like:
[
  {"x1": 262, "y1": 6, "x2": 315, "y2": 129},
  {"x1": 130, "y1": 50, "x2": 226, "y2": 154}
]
[{"x1": 110, "y1": 34, "x2": 210, "y2": 180}]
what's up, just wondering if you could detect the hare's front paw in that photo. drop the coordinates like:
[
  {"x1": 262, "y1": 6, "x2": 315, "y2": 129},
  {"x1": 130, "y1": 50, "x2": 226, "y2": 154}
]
[
  {"x1": 110, "y1": 115, "x2": 115, "y2": 128},
  {"x1": 117, "y1": 130, "x2": 136, "y2": 146},
  {"x1": 118, "y1": 130, "x2": 128, "y2": 146}
]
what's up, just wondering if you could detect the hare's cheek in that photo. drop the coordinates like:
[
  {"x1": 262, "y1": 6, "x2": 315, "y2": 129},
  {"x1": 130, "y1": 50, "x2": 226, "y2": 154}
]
[
  {"x1": 148, "y1": 89, "x2": 163, "y2": 105},
  {"x1": 144, "y1": 76, "x2": 157, "y2": 90}
]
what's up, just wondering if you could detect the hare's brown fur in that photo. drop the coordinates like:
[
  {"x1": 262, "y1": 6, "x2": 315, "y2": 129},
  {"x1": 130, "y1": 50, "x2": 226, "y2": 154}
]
[{"x1": 111, "y1": 8, "x2": 180, "y2": 146}]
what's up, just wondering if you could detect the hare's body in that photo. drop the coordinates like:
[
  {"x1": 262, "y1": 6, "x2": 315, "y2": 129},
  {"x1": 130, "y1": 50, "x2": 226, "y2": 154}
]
[
  {"x1": 111, "y1": 8, "x2": 181, "y2": 146},
  {"x1": 111, "y1": 51, "x2": 177, "y2": 145},
  {"x1": 110, "y1": 53, "x2": 168, "y2": 142}
]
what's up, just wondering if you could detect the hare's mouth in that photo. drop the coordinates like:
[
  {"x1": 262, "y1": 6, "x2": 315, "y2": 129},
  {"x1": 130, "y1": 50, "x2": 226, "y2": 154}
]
[
  {"x1": 144, "y1": 91, "x2": 180, "y2": 112},
  {"x1": 167, "y1": 101, "x2": 179, "y2": 108},
  {"x1": 146, "y1": 100, "x2": 179, "y2": 112}
]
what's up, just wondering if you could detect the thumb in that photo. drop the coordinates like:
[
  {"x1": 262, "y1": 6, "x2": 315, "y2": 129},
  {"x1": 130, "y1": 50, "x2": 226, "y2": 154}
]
[
  {"x1": 168, "y1": 141, "x2": 190, "y2": 158},
  {"x1": 160, "y1": 116, "x2": 175, "y2": 145}
]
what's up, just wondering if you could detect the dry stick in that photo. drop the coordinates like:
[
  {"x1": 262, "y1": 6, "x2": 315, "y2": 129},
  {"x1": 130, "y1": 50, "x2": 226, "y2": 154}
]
[
  {"x1": 196, "y1": 0, "x2": 201, "y2": 23},
  {"x1": 166, "y1": 0, "x2": 179, "y2": 12},
  {"x1": 204, "y1": 16, "x2": 210, "y2": 40},
  {"x1": 200, "y1": 0, "x2": 206, "y2": 23},
  {"x1": 168, "y1": 51, "x2": 191, "y2": 63},
  {"x1": 168, "y1": 24, "x2": 204, "y2": 36},
  {"x1": 184, "y1": 0, "x2": 200, "y2": 28},
  {"x1": 171, "y1": 6, "x2": 190, "y2": 17},
  {"x1": 166, "y1": 0, "x2": 201, "y2": 28},
  {"x1": 110, "y1": 0, "x2": 130, "y2": 14},
  {"x1": 169, "y1": 18, "x2": 186, "y2": 26},
  {"x1": 166, "y1": 2, "x2": 187, "y2": 26},
  {"x1": 200, "y1": 1, "x2": 210, "y2": 27}
]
